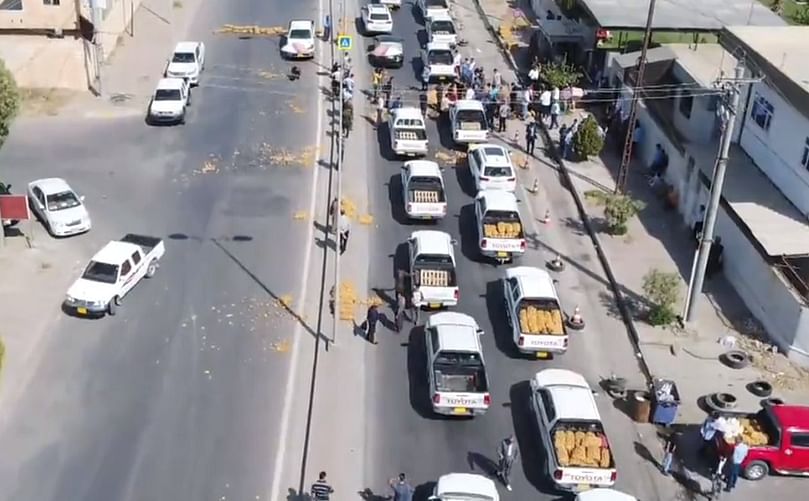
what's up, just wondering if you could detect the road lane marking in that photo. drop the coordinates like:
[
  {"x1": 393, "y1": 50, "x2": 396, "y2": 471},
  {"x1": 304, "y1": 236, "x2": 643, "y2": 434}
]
[{"x1": 268, "y1": 0, "x2": 327, "y2": 499}]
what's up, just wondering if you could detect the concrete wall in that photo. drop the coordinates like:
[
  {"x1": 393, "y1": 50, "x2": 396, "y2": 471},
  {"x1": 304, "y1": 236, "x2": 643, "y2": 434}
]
[
  {"x1": 0, "y1": 0, "x2": 77, "y2": 31},
  {"x1": 738, "y1": 80, "x2": 809, "y2": 219}
]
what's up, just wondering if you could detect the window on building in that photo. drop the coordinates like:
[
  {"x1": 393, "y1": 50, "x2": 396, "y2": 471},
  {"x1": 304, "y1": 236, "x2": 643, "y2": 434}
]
[
  {"x1": 679, "y1": 91, "x2": 693, "y2": 119},
  {"x1": 750, "y1": 92, "x2": 774, "y2": 131},
  {"x1": 43, "y1": 0, "x2": 60, "y2": 5},
  {"x1": 802, "y1": 137, "x2": 809, "y2": 171},
  {"x1": 0, "y1": 0, "x2": 23, "y2": 11}
]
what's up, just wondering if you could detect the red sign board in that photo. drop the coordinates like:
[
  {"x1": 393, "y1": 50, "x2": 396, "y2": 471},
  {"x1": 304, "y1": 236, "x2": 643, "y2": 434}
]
[{"x1": 0, "y1": 195, "x2": 31, "y2": 220}]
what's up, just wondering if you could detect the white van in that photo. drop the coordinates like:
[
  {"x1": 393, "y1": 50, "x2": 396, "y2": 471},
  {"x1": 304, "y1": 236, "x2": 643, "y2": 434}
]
[{"x1": 576, "y1": 488, "x2": 638, "y2": 501}]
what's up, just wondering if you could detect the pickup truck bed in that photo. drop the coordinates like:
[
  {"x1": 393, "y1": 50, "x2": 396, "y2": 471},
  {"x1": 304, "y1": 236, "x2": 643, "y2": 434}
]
[{"x1": 121, "y1": 234, "x2": 163, "y2": 254}]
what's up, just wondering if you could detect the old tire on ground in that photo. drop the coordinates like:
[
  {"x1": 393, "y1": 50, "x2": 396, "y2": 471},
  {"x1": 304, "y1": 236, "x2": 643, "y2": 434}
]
[
  {"x1": 145, "y1": 260, "x2": 158, "y2": 278},
  {"x1": 747, "y1": 380, "x2": 773, "y2": 398},
  {"x1": 743, "y1": 460, "x2": 769, "y2": 481},
  {"x1": 705, "y1": 392, "x2": 737, "y2": 412},
  {"x1": 720, "y1": 349, "x2": 751, "y2": 369}
]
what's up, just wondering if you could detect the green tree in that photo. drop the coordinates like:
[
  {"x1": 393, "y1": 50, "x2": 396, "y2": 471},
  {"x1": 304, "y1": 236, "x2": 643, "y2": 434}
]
[
  {"x1": 791, "y1": 6, "x2": 809, "y2": 25},
  {"x1": 584, "y1": 190, "x2": 646, "y2": 235},
  {"x1": 539, "y1": 61, "x2": 582, "y2": 89},
  {"x1": 0, "y1": 58, "x2": 20, "y2": 147},
  {"x1": 642, "y1": 269, "x2": 681, "y2": 327},
  {"x1": 573, "y1": 115, "x2": 605, "y2": 160}
]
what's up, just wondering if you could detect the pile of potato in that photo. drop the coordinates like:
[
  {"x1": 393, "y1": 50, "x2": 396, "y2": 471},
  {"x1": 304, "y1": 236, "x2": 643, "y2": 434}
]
[
  {"x1": 519, "y1": 307, "x2": 563, "y2": 335},
  {"x1": 553, "y1": 429, "x2": 611, "y2": 468},
  {"x1": 739, "y1": 418, "x2": 770, "y2": 446},
  {"x1": 483, "y1": 222, "x2": 522, "y2": 238}
]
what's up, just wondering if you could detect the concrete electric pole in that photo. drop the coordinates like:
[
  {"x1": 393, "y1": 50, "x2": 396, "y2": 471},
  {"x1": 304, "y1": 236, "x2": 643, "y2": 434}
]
[
  {"x1": 91, "y1": 0, "x2": 104, "y2": 95},
  {"x1": 683, "y1": 63, "x2": 746, "y2": 322}
]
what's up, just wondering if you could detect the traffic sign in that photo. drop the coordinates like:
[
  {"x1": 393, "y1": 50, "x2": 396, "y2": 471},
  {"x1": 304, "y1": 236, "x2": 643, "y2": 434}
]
[{"x1": 337, "y1": 35, "x2": 352, "y2": 51}]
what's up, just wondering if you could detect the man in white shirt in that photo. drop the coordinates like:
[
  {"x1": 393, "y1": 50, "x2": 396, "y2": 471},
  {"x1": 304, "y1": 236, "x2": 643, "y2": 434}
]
[
  {"x1": 465, "y1": 86, "x2": 476, "y2": 100},
  {"x1": 528, "y1": 64, "x2": 540, "y2": 83},
  {"x1": 539, "y1": 88, "x2": 552, "y2": 120}
]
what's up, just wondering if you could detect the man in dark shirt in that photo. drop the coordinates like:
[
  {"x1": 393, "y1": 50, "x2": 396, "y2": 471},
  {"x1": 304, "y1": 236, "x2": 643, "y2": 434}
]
[
  {"x1": 390, "y1": 473, "x2": 414, "y2": 501},
  {"x1": 364, "y1": 304, "x2": 380, "y2": 344},
  {"x1": 311, "y1": 471, "x2": 334, "y2": 500}
]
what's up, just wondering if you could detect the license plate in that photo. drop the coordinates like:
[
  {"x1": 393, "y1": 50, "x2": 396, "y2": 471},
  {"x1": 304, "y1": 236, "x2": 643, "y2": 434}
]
[
  {"x1": 452, "y1": 407, "x2": 467, "y2": 414},
  {"x1": 536, "y1": 351, "x2": 549, "y2": 359},
  {"x1": 577, "y1": 484, "x2": 592, "y2": 492},
  {"x1": 429, "y1": 303, "x2": 441, "y2": 309},
  {"x1": 496, "y1": 251, "x2": 508, "y2": 258},
  {"x1": 77, "y1": 307, "x2": 88, "y2": 315}
]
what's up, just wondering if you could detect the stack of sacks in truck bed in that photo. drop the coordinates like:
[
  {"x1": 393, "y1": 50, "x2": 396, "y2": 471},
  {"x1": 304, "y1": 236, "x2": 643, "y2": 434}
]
[
  {"x1": 419, "y1": 269, "x2": 449, "y2": 287},
  {"x1": 519, "y1": 306, "x2": 563, "y2": 335},
  {"x1": 412, "y1": 190, "x2": 440, "y2": 203},
  {"x1": 483, "y1": 221, "x2": 521, "y2": 238},
  {"x1": 553, "y1": 429, "x2": 611, "y2": 468}
]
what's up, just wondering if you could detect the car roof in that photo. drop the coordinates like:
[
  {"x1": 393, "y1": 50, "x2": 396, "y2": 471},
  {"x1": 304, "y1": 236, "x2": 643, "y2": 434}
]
[
  {"x1": 472, "y1": 144, "x2": 511, "y2": 167},
  {"x1": 92, "y1": 241, "x2": 141, "y2": 265},
  {"x1": 30, "y1": 177, "x2": 72, "y2": 195},
  {"x1": 430, "y1": 12, "x2": 454, "y2": 22},
  {"x1": 576, "y1": 489, "x2": 637, "y2": 501},
  {"x1": 376, "y1": 35, "x2": 403, "y2": 44},
  {"x1": 476, "y1": 190, "x2": 519, "y2": 211},
  {"x1": 156, "y1": 78, "x2": 185, "y2": 90},
  {"x1": 173, "y1": 41, "x2": 199, "y2": 53},
  {"x1": 392, "y1": 107, "x2": 423, "y2": 120},
  {"x1": 288, "y1": 20, "x2": 313, "y2": 30},
  {"x1": 436, "y1": 473, "x2": 499, "y2": 500},
  {"x1": 411, "y1": 230, "x2": 452, "y2": 256},
  {"x1": 532, "y1": 369, "x2": 601, "y2": 422},
  {"x1": 428, "y1": 312, "x2": 481, "y2": 353},
  {"x1": 454, "y1": 99, "x2": 485, "y2": 111},
  {"x1": 367, "y1": 4, "x2": 390, "y2": 13},
  {"x1": 505, "y1": 266, "x2": 558, "y2": 300},
  {"x1": 426, "y1": 41, "x2": 452, "y2": 51},
  {"x1": 405, "y1": 160, "x2": 441, "y2": 177}
]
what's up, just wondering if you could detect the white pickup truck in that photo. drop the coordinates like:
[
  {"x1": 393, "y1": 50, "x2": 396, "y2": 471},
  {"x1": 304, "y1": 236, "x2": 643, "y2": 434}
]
[
  {"x1": 425, "y1": 312, "x2": 491, "y2": 417},
  {"x1": 64, "y1": 234, "x2": 165, "y2": 317},
  {"x1": 389, "y1": 107, "x2": 429, "y2": 157},
  {"x1": 429, "y1": 473, "x2": 499, "y2": 501},
  {"x1": 423, "y1": 41, "x2": 457, "y2": 82},
  {"x1": 165, "y1": 41, "x2": 205, "y2": 85},
  {"x1": 475, "y1": 190, "x2": 526, "y2": 263},
  {"x1": 450, "y1": 100, "x2": 489, "y2": 144},
  {"x1": 503, "y1": 266, "x2": 569, "y2": 357},
  {"x1": 426, "y1": 13, "x2": 458, "y2": 46},
  {"x1": 530, "y1": 369, "x2": 617, "y2": 492},
  {"x1": 147, "y1": 78, "x2": 190, "y2": 125},
  {"x1": 408, "y1": 230, "x2": 459, "y2": 309},
  {"x1": 401, "y1": 160, "x2": 447, "y2": 220}
]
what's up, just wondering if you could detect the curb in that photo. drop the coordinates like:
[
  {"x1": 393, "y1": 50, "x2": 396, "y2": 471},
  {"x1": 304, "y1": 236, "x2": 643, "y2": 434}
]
[{"x1": 471, "y1": 0, "x2": 653, "y2": 385}]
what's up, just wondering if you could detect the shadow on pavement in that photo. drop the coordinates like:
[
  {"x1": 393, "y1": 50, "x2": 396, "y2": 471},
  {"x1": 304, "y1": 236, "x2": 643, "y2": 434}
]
[
  {"x1": 467, "y1": 451, "x2": 499, "y2": 478},
  {"x1": 388, "y1": 173, "x2": 415, "y2": 225},
  {"x1": 484, "y1": 279, "x2": 523, "y2": 359},
  {"x1": 414, "y1": 481, "x2": 437, "y2": 501},
  {"x1": 457, "y1": 204, "x2": 482, "y2": 263},
  {"x1": 359, "y1": 487, "x2": 389, "y2": 500},
  {"x1": 376, "y1": 121, "x2": 398, "y2": 161},
  {"x1": 454, "y1": 159, "x2": 478, "y2": 197},
  {"x1": 286, "y1": 488, "x2": 311, "y2": 501}
]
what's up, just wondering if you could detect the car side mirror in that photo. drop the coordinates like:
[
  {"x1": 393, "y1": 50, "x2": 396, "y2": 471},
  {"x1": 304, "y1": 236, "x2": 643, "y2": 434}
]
[
  {"x1": 476, "y1": 329, "x2": 484, "y2": 336},
  {"x1": 401, "y1": 165, "x2": 407, "y2": 170},
  {"x1": 451, "y1": 239, "x2": 458, "y2": 246},
  {"x1": 79, "y1": 195, "x2": 86, "y2": 202}
]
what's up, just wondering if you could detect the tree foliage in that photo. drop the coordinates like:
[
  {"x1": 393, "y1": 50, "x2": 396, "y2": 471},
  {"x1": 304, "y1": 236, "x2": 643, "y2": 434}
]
[
  {"x1": 573, "y1": 115, "x2": 605, "y2": 160},
  {"x1": 539, "y1": 61, "x2": 582, "y2": 89},
  {"x1": 792, "y1": 5, "x2": 809, "y2": 25},
  {"x1": 0, "y1": 58, "x2": 20, "y2": 147},
  {"x1": 584, "y1": 190, "x2": 646, "y2": 235},
  {"x1": 642, "y1": 269, "x2": 681, "y2": 327}
]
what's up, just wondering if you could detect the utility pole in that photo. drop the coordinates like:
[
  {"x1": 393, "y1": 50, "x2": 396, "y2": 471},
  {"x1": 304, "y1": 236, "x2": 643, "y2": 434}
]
[
  {"x1": 331, "y1": 0, "x2": 345, "y2": 346},
  {"x1": 91, "y1": 0, "x2": 104, "y2": 95},
  {"x1": 615, "y1": 0, "x2": 657, "y2": 194},
  {"x1": 683, "y1": 62, "x2": 746, "y2": 322}
]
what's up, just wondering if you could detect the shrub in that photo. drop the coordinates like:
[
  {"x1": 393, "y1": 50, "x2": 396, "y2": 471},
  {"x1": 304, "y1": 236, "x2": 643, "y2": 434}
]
[
  {"x1": 540, "y1": 61, "x2": 582, "y2": 89},
  {"x1": 0, "y1": 58, "x2": 20, "y2": 147},
  {"x1": 642, "y1": 269, "x2": 681, "y2": 327},
  {"x1": 573, "y1": 116, "x2": 605, "y2": 160},
  {"x1": 584, "y1": 190, "x2": 645, "y2": 235}
]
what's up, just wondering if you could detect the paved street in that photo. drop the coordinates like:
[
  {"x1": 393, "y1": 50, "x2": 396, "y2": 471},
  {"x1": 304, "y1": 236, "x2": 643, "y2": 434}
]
[{"x1": 0, "y1": 0, "x2": 329, "y2": 500}]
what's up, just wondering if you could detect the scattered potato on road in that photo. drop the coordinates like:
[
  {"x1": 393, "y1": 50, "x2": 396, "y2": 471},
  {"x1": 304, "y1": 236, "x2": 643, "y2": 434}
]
[
  {"x1": 215, "y1": 25, "x2": 285, "y2": 36},
  {"x1": 358, "y1": 214, "x2": 374, "y2": 225}
]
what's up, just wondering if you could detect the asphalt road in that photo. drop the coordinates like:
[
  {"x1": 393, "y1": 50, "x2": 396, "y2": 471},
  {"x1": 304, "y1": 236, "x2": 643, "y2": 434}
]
[
  {"x1": 358, "y1": 3, "x2": 649, "y2": 500},
  {"x1": 0, "y1": 1, "x2": 326, "y2": 500}
]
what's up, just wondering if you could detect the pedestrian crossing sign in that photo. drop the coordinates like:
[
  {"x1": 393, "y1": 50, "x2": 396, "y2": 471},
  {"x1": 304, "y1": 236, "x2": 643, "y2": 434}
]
[{"x1": 338, "y1": 35, "x2": 352, "y2": 51}]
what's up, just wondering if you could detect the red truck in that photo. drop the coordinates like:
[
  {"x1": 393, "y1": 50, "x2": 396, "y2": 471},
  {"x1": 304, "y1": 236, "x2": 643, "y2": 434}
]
[{"x1": 713, "y1": 403, "x2": 809, "y2": 481}]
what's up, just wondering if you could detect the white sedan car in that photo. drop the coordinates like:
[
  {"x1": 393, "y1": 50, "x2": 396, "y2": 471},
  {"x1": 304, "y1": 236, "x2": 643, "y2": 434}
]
[
  {"x1": 362, "y1": 4, "x2": 393, "y2": 34},
  {"x1": 376, "y1": 0, "x2": 402, "y2": 9},
  {"x1": 28, "y1": 178, "x2": 91, "y2": 237},
  {"x1": 281, "y1": 20, "x2": 315, "y2": 59},
  {"x1": 468, "y1": 144, "x2": 517, "y2": 192}
]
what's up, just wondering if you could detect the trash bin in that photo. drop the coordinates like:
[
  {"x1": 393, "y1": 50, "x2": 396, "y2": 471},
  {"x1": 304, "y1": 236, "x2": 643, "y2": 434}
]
[
  {"x1": 651, "y1": 378, "x2": 680, "y2": 426},
  {"x1": 631, "y1": 390, "x2": 651, "y2": 423}
]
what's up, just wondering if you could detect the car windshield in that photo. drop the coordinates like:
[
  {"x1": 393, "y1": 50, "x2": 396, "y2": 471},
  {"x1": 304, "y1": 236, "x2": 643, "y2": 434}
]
[
  {"x1": 434, "y1": 349, "x2": 482, "y2": 366},
  {"x1": 155, "y1": 89, "x2": 181, "y2": 101},
  {"x1": 484, "y1": 166, "x2": 513, "y2": 177},
  {"x1": 483, "y1": 146, "x2": 504, "y2": 156},
  {"x1": 47, "y1": 190, "x2": 81, "y2": 211},
  {"x1": 172, "y1": 52, "x2": 195, "y2": 63},
  {"x1": 426, "y1": 0, "x2": 448, "y2": 7},
  {"x1": 414, "y1": 253, "x2": 452, "y2": 267},
  {"x1": 428, "y1": 50, "x2": 454, "y2": 65},
  {"x1": 82, "y1": 261, "x2": 118, "y2": 284},
  {"x1": 431, "y1": 21, "x2": 455, "y2": 33},
  {"x1": 370, "y1": 13, "x2": 390, "y2": 20},
  {"x1": 289, "y1": 29, "x2": 312, "y2": 39}
]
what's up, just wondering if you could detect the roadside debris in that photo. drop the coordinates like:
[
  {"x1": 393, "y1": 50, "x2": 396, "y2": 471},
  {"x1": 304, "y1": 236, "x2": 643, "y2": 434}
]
[{"x1": 215, "y1": 25, "x2": 285, "y2": 37}]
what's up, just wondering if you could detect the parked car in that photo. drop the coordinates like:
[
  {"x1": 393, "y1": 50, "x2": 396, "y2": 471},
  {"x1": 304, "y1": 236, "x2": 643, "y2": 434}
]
[
  {"x1": 407, "y1": 230, "x2": 459, "y2": 309},
  {"x1": 281, "y1": 19, "x2": 316, "y2": 59},
  {"x1": 468, "y1": 144, "x2": 516, "y2": 192},
  {"x1": 361, "y1": 4, "x2": 393, "y2": 34},
  {"x1": 367, "y1": 35, "x2": 404, "y2": 68},
  {"x1": 27, "y1": 178, "x2": 91, "y2": 237},
  {"x1": 429, "y1": 473, "x2": 499, "y2": 500},
  {"x1": 147, "y1": 78, "x2": 190, "y2": 125},
  {"x1": 165, "y1": 41, "x2": 205, "y2": 85},
  {"x1": 418, "y1": 0, "x2": 450, "y2": 21},
  {"x1": 426, "y1": 12, "x2": 457, "y2": 46},
  {"x1": 475, "y1": 190, "x2": 526, "y2": 263},
  {"x1": 449, "y1": 100, "x2": 488, "y2": 144},
  {"x1": 423, "y1": 41, "x2": 457, "y2": 82},
  {"x1": 400, "y1": 160, "x2": 447, "y2": 220}
]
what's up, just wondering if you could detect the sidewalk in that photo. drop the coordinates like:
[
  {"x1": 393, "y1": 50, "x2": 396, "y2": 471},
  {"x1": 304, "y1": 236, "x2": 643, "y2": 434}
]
[{"x1": 472, "y1": 0, "x2": 809, "y2": 498}]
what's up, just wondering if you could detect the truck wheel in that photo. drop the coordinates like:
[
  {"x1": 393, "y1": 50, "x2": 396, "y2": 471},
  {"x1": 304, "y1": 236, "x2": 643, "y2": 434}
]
[
  {"x1": 743, "y1": 460, "x2": 768, "y2": 481},
  {"x1": 179, "y1": 112, "x2": 186, "y2": 125},
  {"x1": 108, "y1": 299, "x2": 118, "y2": 316},
  {"x1": 145, "y1": 260, "x2": 158, "y2": 278}
]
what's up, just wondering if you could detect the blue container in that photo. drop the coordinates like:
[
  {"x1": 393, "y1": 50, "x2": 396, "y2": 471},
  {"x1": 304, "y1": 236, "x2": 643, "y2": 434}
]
[{"x1": 651, "y1": 379, "x2": 680, "y2": 426}]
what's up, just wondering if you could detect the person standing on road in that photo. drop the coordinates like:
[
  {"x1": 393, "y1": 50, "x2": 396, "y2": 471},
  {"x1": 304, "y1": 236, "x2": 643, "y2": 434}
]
[
  {"x1": 342, "y1": 104, "x2": 353, "y2": 138},
  {"x1": 421, "y1": 65, "x2": 430, "y2": 92},
  {"x1": 699, "y1": 412, "x2": 720, "y2": 458},
  {"x1": 525, "y1": 120, "x2": 537, "y2": 157},
  {"x1": 376, "y1": 94, "x2": 386, "y2": 128},
  {"x1": 661, "y1": 432, "x2": 678, "y2": 476},
  {"x1": 363, "y1": 304, "x2": 380, "y2": 344},
  {"x1": 311, "y1": 471, "x2": 334, "y2": 500},
  {"x1": 389, "y1": 473, "x2": 414, "y2": 501},
  {"x1": 338, "y1": 209, "x2": 350, "y2": 255},
  {"x1": 322, "y1": 15, "x2": 331, "y2": 42},
  {"x1": 549, "y1": 99, "x2": 561, "y2": 129},
  {"x1": 725, "y1": 437, "x2": 748, "y2": 492},
  {"x1": 498, "y1": 101, "x2": 509, "y2": 133},
  {"x1": 497, "y1": 434, "x2": 519, "y2": 491},
  {"x1": 383, "y1": 75, "x2": 394, "y2": 108},
  {"x1": 394, "y1": 269, "x2": 410, "y2": 332}
]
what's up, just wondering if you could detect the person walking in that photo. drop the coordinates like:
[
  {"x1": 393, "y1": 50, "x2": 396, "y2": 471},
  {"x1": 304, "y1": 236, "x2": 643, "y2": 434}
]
[
  {"x1": 338, "y1": 209, "x2": 350, "y2": 255},
  {"x1": 525, "y1": 120, "x2": 537, "y2": 157},
  {"x1": 549, "y1": 99, "x2": 561, "y2": 129},
  {"x1": 492, "y1": 68, "x2": 503, "y2": 88},
  {"x1": 699, "y1": 412, "x2": 720, "y2": 458},
  {"x1": 372, "y1": 67, "x2": 384, "y2": 100},
  {"x1": 661, "y1": 432, "x2": 678, "y2": 476},
  {"x1": 342, "y1": 104, "x2": 353, "y2": 138},
  {"x1": 411, "y1": 290, "x2": 422, "y2": 325},
  {"x1": 497, "y1": 434, "x2": 519, "y2": 491},
  {"x1": 498, "y1": 100, "x2": 509, "y2": 133},
  {"x1": 725, "y1": 438, "x2": 748, "y2": 492},
  {"x1": 421, "y1": 65, "x2": 430, "y2": 92},
  {"x1": 394, "y1": 269, "x2": 409, "y2": 332},
  {"x1": 389, "y1": 473, "x2": 414, "y2": 501},
  {"x1": 383, "y1": 75, "x2": 394, "y2": 108},
  {"x1": 376, "y1": 94, "x2": 386, "y2": 128},
  {"x1": 363, "y1": 304, "x2": 380, "y2": 344},
  {"x1": 538, "y1": 87, "x2": 552, "y2": 120},
  {"x1": 311, "y1": 471, "x2": 334, "y2": 500},
  {"x1": 322, "y1": 15, "x2": 332, "y2": 42}
]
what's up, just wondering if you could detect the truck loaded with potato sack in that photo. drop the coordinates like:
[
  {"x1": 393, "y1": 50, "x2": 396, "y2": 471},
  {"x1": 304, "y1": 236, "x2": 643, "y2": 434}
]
[
  {"x1": 408, "y1": 230, "x2": 459, "y2": 309},
  {"x1": 710, "y1": 402, "x2": 809, "y2": 481},
  {"x1": 503, "y1": 266, "x2": 568, "y2": 357},
  {"x1": 474, "y1": 190, "x2": 526, "y2": 264},
  {"x1": 389, "y1": 107, "x2": 429, "y2": 157},
  {"x1": 401, "y1": 160, "x2": 447, "y2": 220},
  {"x1": 530, "y1": 369, "x2": 617, "y2": 491}
]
